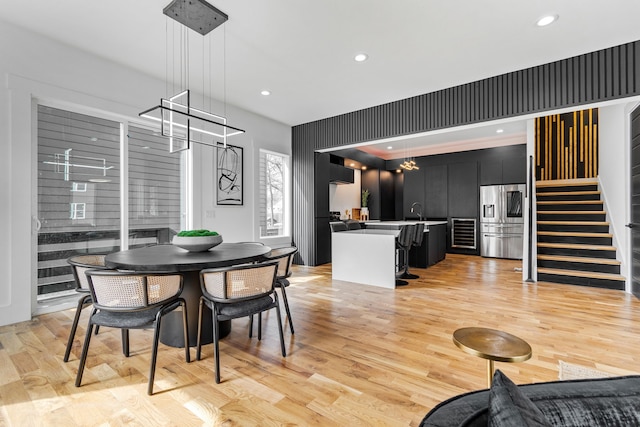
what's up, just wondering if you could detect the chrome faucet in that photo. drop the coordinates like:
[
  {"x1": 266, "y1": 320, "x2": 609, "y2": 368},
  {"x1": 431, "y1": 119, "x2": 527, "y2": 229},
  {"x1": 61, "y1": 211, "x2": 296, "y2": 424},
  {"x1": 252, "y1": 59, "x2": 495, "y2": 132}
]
[{"x1": 410, "y1": 202, "x2": 423, "y2": 221}]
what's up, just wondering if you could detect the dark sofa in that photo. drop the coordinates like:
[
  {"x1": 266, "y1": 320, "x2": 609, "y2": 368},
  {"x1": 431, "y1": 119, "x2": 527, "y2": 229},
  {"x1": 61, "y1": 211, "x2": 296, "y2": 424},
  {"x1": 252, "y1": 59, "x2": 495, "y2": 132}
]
[{"x1": 421, "y1": 370, "x2": 640, "y2": 426}]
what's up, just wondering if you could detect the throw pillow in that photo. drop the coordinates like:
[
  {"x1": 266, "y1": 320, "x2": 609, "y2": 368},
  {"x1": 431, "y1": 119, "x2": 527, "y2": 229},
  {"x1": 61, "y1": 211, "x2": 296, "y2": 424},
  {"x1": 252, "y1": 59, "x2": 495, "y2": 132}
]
[{"x1": 488, "y1": 370, "x2": 551, "y2": 427}]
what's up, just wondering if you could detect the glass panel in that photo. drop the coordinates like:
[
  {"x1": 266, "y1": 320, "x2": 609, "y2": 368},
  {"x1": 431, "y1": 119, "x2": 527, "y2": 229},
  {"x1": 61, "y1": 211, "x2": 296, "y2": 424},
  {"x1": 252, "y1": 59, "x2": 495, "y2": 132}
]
[
  {"x1": 259, "y1": 151, "x2": 288, "y2": 237},
  {"x1": 128, "y1": 125, "x2": 185, "y2": 248},
  {"x1": 506, "y1": 190, "x2": 523, "y2": 217},
  {"x1": 37, "y1": 105, "x2": 121, "y2": 302}
]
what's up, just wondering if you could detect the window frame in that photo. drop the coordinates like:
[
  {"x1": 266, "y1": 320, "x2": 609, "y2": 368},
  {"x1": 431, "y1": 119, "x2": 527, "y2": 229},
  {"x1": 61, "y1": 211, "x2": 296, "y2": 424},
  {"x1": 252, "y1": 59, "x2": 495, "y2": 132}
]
[{"x1": 258, "y1": 148, "x2": 291, "y2": 243}]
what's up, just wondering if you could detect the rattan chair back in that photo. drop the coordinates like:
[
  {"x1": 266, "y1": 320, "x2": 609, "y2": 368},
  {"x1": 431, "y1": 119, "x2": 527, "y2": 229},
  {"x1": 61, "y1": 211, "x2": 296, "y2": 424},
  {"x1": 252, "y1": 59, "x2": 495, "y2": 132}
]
[
  {"x1": 200, "y1": 261, "x2": 278, "y2": 302},
  {"x1": 264, "y1": 246, "x2": 297, "y2": 280},
  {"x1": 68, "y1": 254, "x2": 107, "y2": 292},
  {"x1": 87, "y1": 270, "x2": 183, "y2": 310}
]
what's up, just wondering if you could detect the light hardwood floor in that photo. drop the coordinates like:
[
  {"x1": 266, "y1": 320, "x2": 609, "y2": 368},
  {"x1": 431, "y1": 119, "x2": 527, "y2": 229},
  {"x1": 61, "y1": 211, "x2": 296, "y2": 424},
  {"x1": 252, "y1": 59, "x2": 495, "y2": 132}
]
[{"x1": 1, "y1": 254, "x2": 639, "y2": 426}]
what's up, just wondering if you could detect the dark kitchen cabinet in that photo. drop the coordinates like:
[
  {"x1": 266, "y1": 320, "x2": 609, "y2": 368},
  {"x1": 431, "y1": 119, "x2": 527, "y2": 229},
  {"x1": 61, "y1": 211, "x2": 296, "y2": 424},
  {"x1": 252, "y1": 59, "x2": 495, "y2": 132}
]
[
  {"x1": 362, "y1": 169, "x2": 397, "y2": 220},
  {"x1": 427, "y1": 223, "x2": 447, "y2": 265},
  {"x1": 480, "y1": 157, "x2": 526, "y2": 185},
  {"x1": 480, "y1": 158, "x2": 502, "y2": 185},
  {"x1": 403, "y1": 168, "x2": 425, "y2": 218},
  {"x1": 425, "y1": 164, "x2": 448, "y2": 219},
  {"x1": 448, "y1": 161, "x2": 478, "y2": 218},
  {"x1": 502, "y1": 157, "x2": 526, "y2": 184},
  {"x1": 329, "y1": 163, "x2": 354, "y2": 184},
  {"x1": 409, "y1": 222, "x2": 447, "y2": 268},
  {"x1": 315, "y1": 218, "x2": 331, "y2": 265}
]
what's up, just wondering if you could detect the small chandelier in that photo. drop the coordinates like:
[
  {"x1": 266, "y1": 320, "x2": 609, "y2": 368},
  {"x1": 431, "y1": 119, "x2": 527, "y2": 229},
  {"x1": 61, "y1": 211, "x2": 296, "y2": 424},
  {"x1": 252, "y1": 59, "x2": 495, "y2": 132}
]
[
  {"x1": 399, "y1": 158, "x2": 419, "y2": 171},
  {"x1": 139, "y1": 0, "x2": 244, "y2": 153},
  {"x1": 399, "y1": 143, "x2": 419, "y2": 171}
]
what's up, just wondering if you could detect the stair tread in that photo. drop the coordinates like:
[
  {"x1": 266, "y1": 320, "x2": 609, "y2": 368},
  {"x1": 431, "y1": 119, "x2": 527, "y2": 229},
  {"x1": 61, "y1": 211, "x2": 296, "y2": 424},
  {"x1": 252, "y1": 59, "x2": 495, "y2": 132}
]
[
  {"x1": 536, "y1": 191, "x2": 601, "y2": 197},
  {"x1": 538, "y1": 267, "x2": 625, "y2": 281},
  {"x1": 537, "y1": 200, "x2": 602, "y2": 205},
  {"x1": 537, "y1": 231, "x2": 612, "y2": 238},
  {"x1": 536, "y1": 178, "x2": 598, "y2": 187},
  {"x1": 537, "y1": 242, "x2": 616, "y2": 251},
  {"x1": 537, "y1": 210, "x2": 606, "y2": 214},
  {"x1": 537, "y1": 220, "x2": 609, "y2": 226},
  {"x1": 537, "y1": 254, "x2": 621, "y2": 265}
]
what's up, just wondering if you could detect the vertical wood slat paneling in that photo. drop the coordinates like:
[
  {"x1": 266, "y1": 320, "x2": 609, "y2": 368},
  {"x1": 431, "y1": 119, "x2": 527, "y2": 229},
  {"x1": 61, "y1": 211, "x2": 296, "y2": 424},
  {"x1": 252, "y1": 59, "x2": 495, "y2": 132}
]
[
  {"x1": 534, "y1": 109, "x2": 599, "y2": 181},
  {"x1": 293, "y1": 40, "x2": 640, "y2": 265}
]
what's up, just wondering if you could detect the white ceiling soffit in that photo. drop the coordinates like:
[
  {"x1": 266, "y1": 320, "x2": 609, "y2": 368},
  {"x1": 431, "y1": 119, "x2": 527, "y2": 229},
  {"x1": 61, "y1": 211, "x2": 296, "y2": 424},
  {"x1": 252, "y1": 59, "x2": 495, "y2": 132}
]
[{"x1": 2, "y1": 1, "x2": 640, "y2": 128}]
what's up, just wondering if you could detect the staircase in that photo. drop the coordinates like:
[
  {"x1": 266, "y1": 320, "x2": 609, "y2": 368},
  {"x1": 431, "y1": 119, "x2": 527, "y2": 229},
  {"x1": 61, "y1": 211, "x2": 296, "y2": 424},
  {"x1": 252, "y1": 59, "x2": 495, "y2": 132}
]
[{"x1": 536, "y1": 178, "x2": 625, "y2": 290}]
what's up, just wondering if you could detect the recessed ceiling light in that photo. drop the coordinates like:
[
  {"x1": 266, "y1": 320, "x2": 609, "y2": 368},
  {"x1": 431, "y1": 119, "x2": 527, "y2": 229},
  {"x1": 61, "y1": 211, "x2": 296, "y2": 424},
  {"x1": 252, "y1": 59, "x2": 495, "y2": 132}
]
[
  {"x1": 536, "y1": 14, "x2": 558, "y2": 27},
  {"x1": 387, "y1": 146, "x2": 393, "y2": 150},
  {"x1": 350, "y1": 162, "x2": 355, "y2": 167},
  {"x1": 261, "y1": 90, "x2": 271, "y2": 96},
  {"x1": 396, "y1": 169, "x2": 402, "y2": 173},
  {"x1": 354, "y1": 53, "x2": 368, "y2": 62},
  {"x1": 496, "y1": 129, "x2": 504, "y2": 134},
  {"x1": 361, "y1": 166, "x2": 367, "y2": 170}
]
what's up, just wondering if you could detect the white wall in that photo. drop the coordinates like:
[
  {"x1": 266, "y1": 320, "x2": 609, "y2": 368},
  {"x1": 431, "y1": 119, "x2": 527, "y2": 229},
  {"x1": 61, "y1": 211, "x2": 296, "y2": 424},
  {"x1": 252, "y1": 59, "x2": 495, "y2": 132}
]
[
  {"x1": 329, "y1": 169, "x2": 361, "y2": 219},
  {"x1": 0, "y1": 20, "x2": 291, "y2": 326},
  {"x1": 599, "y1": 102, "x2": 636, "y2": 291}
]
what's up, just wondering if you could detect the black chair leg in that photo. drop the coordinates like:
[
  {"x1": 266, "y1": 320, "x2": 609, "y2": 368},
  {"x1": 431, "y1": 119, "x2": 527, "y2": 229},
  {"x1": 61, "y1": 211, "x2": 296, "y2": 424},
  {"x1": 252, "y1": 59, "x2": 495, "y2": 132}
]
[
  {"x1": 148, "y1": 314, "x2": 162, "y2": 395},
  {"x1": 258, "y1": 313, "x2": 262, "y2": 341},
  {"x1": 279, "y1": 285, "x2": 295, "y2": 334},
  {"x1": 249, "y1": 314, "x2": 254, "y2": 338},
  {"x1": 181, "y1": 300, "x2": 190, "y2": 363},
  {"x1": 213, "y1": 311, "x2": 221, "y2": 384},
  {"x1": 122, "y1": 329, "x2": 130, "y2": 357},
  {"x1": 274, "y1": 295, "x2": 287, "y2": 357},
  {"x1": 64, "y1": 294, "x2": 90, "y2": 362},
  {"x1": 196, "y1": 298, "x2": 204, "y2": 360},
  {"x1": 75, "y1": 320, "x2": 95, "y2": 387}
]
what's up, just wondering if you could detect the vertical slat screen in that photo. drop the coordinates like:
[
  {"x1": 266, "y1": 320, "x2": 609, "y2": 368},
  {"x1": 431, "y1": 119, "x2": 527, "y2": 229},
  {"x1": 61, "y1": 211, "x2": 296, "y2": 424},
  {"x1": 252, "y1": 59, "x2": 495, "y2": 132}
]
[
  {"x1": 293, "y1": 40, "x2": 640, "y2": 265},
  {"x1": 534, "y1": 109, "x2": 599, "y2": 180}
]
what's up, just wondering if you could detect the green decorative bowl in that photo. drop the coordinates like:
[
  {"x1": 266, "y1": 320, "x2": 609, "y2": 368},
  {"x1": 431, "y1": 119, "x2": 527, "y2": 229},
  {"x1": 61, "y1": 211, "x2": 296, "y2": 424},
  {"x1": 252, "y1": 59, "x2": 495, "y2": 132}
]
[{"x1": 172, "y1": 234, "x2": 223, "y2": 252}]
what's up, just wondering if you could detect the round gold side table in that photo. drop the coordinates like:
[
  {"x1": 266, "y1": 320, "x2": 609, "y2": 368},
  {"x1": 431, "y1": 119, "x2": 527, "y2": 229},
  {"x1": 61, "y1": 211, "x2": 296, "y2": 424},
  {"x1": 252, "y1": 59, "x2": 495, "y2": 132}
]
[{"x1": 453, "y1": 327, "x2": 532, "y2": 387}]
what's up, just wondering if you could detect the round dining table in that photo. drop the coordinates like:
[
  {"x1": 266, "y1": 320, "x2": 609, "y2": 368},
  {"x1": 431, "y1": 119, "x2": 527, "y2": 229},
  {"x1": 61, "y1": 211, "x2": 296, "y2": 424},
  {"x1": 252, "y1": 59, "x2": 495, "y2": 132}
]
[{"x1": 105, "y1": 242, "x2": 271, "y2": 348}]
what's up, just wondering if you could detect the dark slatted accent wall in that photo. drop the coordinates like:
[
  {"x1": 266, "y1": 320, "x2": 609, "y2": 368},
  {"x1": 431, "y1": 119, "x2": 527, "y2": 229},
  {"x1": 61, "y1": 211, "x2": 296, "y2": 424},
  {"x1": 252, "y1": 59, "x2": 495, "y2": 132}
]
[
  {"x1": 291, "y1": 123, "x2": 318, "y2": 265},
  {"x1": 535, "y1": 109, "x2": 599, "y2": 180},
  {"x1": 293, "y1": 40, "x2": 640, "y2": 266}
]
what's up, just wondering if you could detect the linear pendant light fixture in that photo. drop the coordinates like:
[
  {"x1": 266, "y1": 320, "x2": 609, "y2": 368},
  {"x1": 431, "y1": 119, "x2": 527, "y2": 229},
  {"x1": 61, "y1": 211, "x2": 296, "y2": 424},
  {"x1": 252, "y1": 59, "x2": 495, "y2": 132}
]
[{"x1": 139, "y1": 0, "x2": 245, "y2": 153}]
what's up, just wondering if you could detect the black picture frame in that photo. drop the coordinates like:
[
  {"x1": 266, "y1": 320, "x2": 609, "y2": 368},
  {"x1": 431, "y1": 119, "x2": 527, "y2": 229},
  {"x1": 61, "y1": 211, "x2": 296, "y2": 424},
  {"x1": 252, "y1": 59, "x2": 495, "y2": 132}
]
[{"x1": 216, "y1": 143, "x2": 243, "y2": 205}]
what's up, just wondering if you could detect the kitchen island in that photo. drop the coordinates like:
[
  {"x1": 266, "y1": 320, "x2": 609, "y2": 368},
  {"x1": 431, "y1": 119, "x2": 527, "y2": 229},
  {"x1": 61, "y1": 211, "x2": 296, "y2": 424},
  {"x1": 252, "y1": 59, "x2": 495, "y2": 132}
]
[
  {"x1": 331, "y1": 229, "x2": 400, "y2": 288},
  {"x1": 365, "y1": 221, "x2": 447, "y2": 268}
]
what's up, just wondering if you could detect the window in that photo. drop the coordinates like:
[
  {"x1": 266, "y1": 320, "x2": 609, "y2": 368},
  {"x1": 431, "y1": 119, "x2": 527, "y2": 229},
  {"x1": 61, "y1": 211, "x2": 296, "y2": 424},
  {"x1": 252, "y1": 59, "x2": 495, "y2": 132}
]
[
  {"x1": 259, "y1": 150, "x2": 289, "y2": 237},
  {"x1": 69, "y1": 203, "x2": 86, "y2": 220}
]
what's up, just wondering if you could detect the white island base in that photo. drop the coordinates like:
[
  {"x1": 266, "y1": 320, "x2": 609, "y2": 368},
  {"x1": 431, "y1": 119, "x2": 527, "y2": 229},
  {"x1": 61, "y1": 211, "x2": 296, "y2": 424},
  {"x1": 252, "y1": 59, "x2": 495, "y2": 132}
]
[{"x1": 331, "y1": 229, "x2": 400, "y2": 289}]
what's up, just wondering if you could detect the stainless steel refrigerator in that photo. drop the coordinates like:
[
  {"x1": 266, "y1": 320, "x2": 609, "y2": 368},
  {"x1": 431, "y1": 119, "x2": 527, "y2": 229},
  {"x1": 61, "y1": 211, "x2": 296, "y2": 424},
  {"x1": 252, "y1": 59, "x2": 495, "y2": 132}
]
[{"x1": 480, "y1": 184, "x2": 526, "y2": 259}]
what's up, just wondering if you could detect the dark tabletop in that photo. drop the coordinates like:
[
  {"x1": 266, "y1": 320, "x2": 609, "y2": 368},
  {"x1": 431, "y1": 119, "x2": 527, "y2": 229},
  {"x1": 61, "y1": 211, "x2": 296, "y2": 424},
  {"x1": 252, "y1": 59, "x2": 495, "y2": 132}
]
[{"x1": 105, "y1": 243, "x2": 271, "y2": 272}]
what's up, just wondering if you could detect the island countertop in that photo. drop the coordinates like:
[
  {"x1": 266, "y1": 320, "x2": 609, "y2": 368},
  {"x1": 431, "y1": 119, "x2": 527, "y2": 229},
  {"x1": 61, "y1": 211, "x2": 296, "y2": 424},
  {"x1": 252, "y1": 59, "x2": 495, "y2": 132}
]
[{"x1": 364, "y1": 220, "x2": 447, "y2": 228}]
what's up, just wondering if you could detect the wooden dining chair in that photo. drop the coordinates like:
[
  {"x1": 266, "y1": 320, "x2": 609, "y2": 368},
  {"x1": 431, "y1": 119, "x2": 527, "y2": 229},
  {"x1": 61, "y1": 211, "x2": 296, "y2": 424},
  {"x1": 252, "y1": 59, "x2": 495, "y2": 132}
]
[
  {"x1": 75, "y1": 270, "x2": 190, "y2": 395},
  {"x1": 196, "y1": 260, "x2": 286, "y2": 383}
]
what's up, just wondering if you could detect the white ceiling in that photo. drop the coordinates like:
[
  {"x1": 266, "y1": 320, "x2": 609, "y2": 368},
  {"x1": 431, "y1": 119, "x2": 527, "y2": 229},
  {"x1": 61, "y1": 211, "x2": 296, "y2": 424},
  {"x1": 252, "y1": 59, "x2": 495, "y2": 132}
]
[{"x1": 2, "y1": 0, "x2": 640, "y2": 156}]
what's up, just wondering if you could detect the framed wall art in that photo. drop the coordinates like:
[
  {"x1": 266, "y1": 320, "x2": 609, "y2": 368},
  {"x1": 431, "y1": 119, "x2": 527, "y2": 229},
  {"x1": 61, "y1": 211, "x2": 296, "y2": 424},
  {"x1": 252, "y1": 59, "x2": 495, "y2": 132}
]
[{"x1": 216, "y1": 143, "x2": 243, "y2": 205}]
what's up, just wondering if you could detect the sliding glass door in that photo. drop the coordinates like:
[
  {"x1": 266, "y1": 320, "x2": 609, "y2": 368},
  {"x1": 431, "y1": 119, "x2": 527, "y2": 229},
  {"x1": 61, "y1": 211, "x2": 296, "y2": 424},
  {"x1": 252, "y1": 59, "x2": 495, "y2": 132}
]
[
  {"x1": 36, "y1": 105, "x2": 186, "y2": 309},
  {"x1": 127, "y1": 125, "x2": 184, "y2": 248}
]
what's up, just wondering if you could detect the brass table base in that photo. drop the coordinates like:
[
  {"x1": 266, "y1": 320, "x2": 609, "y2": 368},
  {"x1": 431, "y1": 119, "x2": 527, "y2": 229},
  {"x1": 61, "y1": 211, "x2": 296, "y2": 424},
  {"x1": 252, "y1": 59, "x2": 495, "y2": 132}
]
[{"x1": 453, "y1": 327, "x2": 532, "y2": 387}]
